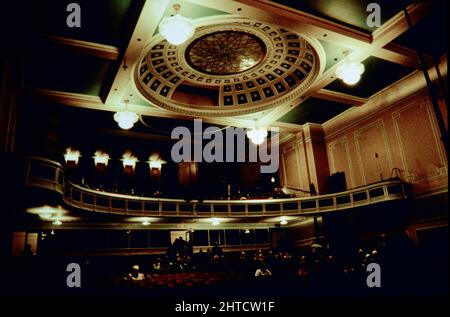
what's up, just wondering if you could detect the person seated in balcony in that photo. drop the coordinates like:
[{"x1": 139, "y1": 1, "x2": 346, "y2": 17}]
[{"x1": 255, "y1": 262, "x2": 272, "y2": 278}]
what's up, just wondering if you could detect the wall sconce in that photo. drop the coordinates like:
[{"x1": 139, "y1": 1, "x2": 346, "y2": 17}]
[
  {"x1": 149, "y1": 160, "x2": 162, "y2": 170},
  {"x1": 94, "y1": 150, "x2": 109, "y2": 167},
  {"x1": 122, "y1": 151, "x2": 138, "y2": 170},
  {"x1": 64, "y1": 147, "x2": 80, "y2": 166}
]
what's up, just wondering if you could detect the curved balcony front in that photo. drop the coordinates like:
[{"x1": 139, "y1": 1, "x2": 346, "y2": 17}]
[{"x1": 25, "y1": 157, "x2": 409, "y2": 217}]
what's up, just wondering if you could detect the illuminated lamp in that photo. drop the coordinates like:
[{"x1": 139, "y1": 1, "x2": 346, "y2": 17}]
[
  {"x1": 158, "y1": 4, "x2": 195, "y2": 46},
  {"x1": 64, "y1": 147, "x2": 80, "y2": 166},
  {"x1": 335, "y1": 50, "x2": 365, "y2": 85},
  {"x1": 122, "y1": 152, "x2": 137, "y2": 169},
  {"x1": 247, "y1": 128, "x2": 268, "y2": 145},
  {"x1": 114, "y1": 100, "x2": 138, "y2": 130},
  {"x1": 94, "y1": 150, "x2": 109, "y2": 168},
  {"x1": 211, "y1": 218, "x2": 221, "y2": 226}
]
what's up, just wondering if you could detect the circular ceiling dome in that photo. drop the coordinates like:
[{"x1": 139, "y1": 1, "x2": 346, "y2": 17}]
[
  {"x1": 134, "y1": 19, "x2": 324, "y2": 117},
  {"x1": 186, "y1": 31, "x2": 266, "y2": 75}
]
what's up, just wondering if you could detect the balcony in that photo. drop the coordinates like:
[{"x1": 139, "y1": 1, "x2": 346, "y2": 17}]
[{"x1": 25, "y1": 156, "x2": 408, "y2": 217}]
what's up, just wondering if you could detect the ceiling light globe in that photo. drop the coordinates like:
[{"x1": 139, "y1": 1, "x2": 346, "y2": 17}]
[
  {"x1": 159, "y1": 14, "x2": 195, "y2": 45},
  {"x1": 118, "y1": 120, "x2": 134, "y2": 130},
  {"x1": 247, "y1": 128, "x2": 268, "y2": 145},
  {"x1": 336, "y1": 62, "x2": 365, "y2": 86},
  {"x1": 252, "y1": 135, "x2": 266, "y2": 145},
  {"x1": 114, "y1": 111, "x2": 139, "y2": 130}
]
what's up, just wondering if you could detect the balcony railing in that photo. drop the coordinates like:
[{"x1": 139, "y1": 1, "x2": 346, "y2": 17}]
[{"x1": 25, "y1": 156, "x2": 408, "y2": 217}]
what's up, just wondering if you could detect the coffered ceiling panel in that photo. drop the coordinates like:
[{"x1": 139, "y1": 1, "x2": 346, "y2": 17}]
[
  {"x1": 271, "y1": 0, "x2": 412, "y2": 32},
  {"x1": 19, "y1": 0, "x2": 446, "y2": 129},
  {"x1": 325, "y1": 56, "x2": 414, "y2": 98},
  {"x1": 134, "y1": 18, "x2": 324, "y2": 117},
  {"x1": 26, "y1": 44, "x2": 112, "y2": 96},
  {"x1": 31, "y1": 0, "x2": 138, "y2": 47},
  {"x1": 393, "y1": 0, "x2": 448, "y2": 58},
  {"x1": 278, "y1": 97, "x2": 351, "y2": 125}
]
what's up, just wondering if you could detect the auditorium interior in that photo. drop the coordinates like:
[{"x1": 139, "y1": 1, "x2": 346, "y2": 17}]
[{"x1": 0, "y1": 0, "x2": 448, "y2": 297}]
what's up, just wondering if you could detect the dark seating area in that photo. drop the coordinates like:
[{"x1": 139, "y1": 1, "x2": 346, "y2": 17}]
[{"x1": 2, "y1": 231, "x2": 447, "y2": 297}]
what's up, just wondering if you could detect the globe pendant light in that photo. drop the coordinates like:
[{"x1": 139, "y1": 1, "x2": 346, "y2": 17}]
[
  {"x1": 158, "y1": 4, "x2": 195, "y2": 46},
  {"x1": 336, "y1": 50, "x2": 365, "y2": 85},
  {"x1": 247, "y1": 127, "x2": 268, "y2": 145},
  {"x1": 114, "y1": 100, "x2": 138, "y2": 130}
]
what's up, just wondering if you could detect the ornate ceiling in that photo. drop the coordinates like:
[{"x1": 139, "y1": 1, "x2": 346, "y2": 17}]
[
  {"x1": 27, "y1": 0, "x2": 445, "y2": 129},
  {"x1": 186, "y1": 31, "x2": 266, "y2": 75},
  {"x1": 134, "y1": 18, "x2": 324, "y2": 117}
]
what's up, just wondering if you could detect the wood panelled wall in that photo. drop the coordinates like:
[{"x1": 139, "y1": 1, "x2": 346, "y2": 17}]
[{"x1": 280, "y1": 89, "x2": 448, "y2": 197}]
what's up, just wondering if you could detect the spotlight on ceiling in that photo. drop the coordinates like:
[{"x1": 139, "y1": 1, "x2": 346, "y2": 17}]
[
  {"x1": 27, "y1": 205, "x2": 68, "y2": 221},
  {"x1": 211, "y1": 218, "x2": 221, "y2": 226},
  {"x1": 64, "y1": 147, "x2": 80, "y2": 166},
  {"x1": 142, "y1": 218, "x2": 151, "y2": 226},
  {"x1": 247, "y1": 128, "x2": 268, "y2": 145},
  {"x1": 335, "y1": 50, "x2": 365, "y2": 85},
  {"x1": 159, "y1": 4, "x2": 195, "y2": 46},
  {"x1": 114, "y1": 100, "x2": 138, "y2": 130}
]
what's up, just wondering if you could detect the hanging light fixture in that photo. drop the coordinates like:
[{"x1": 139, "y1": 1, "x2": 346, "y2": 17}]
[
  {"x1": 114, "y1": 100, "x2": 138, "y2": 130},
  {"x1": 158, "y1": 4, "x2": 195, "y2": 45},
  {"x1": 247, "y1": 127, "x2": 268, "y2": 145},
  {"x1": 335, "y1": 50, "x2": 365, "y2": 85}
]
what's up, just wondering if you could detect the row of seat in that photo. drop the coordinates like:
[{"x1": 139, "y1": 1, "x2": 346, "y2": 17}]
[{"x1": 128, "y1": 272, "x2": 228, "y2": 288}]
